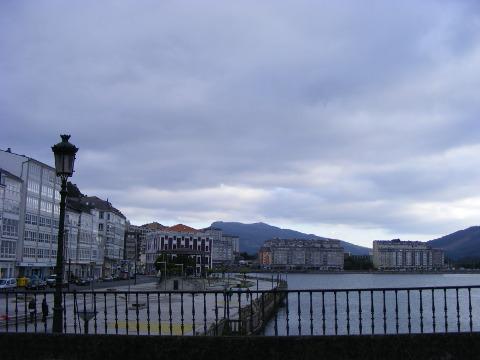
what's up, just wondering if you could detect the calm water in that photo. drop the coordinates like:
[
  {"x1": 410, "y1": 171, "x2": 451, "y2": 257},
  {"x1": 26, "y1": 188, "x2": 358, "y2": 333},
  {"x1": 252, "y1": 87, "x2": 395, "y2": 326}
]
[{"x1": 262, "y1": 273, "x2": 480, "y2": 336}]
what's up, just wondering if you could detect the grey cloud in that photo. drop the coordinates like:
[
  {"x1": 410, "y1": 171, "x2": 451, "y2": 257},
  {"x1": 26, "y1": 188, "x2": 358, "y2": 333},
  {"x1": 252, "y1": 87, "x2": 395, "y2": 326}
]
[{"x1": 1, "y1": 0, "x2": 480, "y2": 246}]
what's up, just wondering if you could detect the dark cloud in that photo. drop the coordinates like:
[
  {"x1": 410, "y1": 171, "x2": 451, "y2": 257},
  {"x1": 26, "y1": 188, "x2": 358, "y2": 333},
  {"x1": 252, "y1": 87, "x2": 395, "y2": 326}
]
[{"x1": 1, "y1": 0, "x2": 480, "y2": 246}]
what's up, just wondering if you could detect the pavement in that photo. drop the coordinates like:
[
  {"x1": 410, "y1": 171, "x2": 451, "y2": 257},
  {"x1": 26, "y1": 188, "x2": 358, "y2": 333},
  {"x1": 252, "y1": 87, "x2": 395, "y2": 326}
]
[{"x1": 0, "y1": 275, "x2": 276, "y2": 336}]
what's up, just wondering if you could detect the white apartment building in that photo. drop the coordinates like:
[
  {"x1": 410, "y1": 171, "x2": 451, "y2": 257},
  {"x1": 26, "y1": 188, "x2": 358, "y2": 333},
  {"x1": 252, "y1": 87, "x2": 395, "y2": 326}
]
[
  {"x1": 80, "y1": 196, "x2": 126, "y2": 277},
  {"x1": 0, "y1": 148, "x2": 62, "y2": 278},
  {"x1": 123, "y1": 222, "x2": 152, "y2": 274},
  {"x1": 373, "y1": 239, "x2": 444, "y2": 270},
  {"x1": 65, "y1": 201, "x2": 102, "y2": 279},
  {"x1": 203, "y1": 227, "x2": 238, "y2": 266},
  {"x1": 259, "y1": 239, "x2": 344, "y2": 270},
  {"x1": 0, "y1": 169, "x2": 22, "y2": 278}
]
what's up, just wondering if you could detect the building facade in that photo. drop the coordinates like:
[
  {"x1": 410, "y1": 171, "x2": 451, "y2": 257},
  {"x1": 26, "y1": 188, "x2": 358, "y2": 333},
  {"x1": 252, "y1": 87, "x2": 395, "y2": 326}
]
[
  {"x1": 372, "y1": 239, "x2": 445, "y2": 270},
  {"x1": 203, "y1": 227, "x2": 238, "y2": 266},
  {"x1": 0, "y1": 169, "x2": 22, "y2": 278},
  {"x1": 145, "y1": 224, "x2": 213, "y2": 275},
  {"x1": 259, "y1": 239, "x2": 344, "y2": 270},
  {"x1": 123, "y1": 222, "x2": 152, "y2": 274},
  {"x1": 0, "y1": 149, "x2": 63, "y2": 278},
  {"x1": 65, "y1": 201, "x2": 102, "y2": 279},
  {"x1": 79, "y1": 196, "x2": 126, "y2": 277}
]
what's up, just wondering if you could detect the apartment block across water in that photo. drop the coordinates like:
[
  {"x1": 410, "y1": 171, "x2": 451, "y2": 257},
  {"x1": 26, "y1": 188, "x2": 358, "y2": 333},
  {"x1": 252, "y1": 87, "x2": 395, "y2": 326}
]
[{"x1": 373, "y1": 239, "x2": 444, "y2": 270}]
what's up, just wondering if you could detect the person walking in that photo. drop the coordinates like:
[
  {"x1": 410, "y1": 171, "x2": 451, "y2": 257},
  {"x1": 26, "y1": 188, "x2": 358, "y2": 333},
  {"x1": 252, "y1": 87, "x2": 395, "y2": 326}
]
[
  {"x1": 41, "y1": 298, "x2": 49, "y2": 322},
  {"x1": 28, "y1": 298, "x2": 36, "y2": 323}
]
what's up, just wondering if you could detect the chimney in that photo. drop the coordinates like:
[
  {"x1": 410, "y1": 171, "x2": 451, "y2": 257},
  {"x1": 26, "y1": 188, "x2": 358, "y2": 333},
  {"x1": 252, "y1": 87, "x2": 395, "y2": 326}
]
[{"x1": 6, "y1": 148, "x2": 11, "y2": 153}]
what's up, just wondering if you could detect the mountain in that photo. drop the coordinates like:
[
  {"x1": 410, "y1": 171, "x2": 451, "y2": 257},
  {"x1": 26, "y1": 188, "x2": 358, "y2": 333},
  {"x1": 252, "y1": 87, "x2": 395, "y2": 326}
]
[
  {"x1": 211, "y1": 221, "x2": 370, "y2": 255},
  {"x1": 428, "y1": 226, "x2": 480, "y2": 260}
]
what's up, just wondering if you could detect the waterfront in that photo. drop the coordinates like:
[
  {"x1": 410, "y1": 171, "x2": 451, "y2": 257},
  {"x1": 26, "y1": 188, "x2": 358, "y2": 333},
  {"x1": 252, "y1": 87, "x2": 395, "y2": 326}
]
[
  {"x1": 270, "y1": 272, "x2": 480, "y2": 289},
  {"x1": 263, "y1": 273, "x2": 480, "y2": 335}
]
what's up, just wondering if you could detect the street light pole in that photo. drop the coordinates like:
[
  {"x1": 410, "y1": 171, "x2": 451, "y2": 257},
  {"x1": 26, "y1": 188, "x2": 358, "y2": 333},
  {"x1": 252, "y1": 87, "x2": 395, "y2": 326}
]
[
  {"x1": 51, "y1": 135, "x2": 78, "y2": 334},
  {"x1": 134, "y1": 236, "x2": 137, "y2": 285}
]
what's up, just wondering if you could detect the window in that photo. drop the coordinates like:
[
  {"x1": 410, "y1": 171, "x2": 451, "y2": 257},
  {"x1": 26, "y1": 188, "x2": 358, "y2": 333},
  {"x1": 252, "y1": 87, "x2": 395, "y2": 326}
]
[
  {"x1": 3, "y1": 199, "x2": 19, "y2": 214},
  {"x1": 47, "y1": 171, "x2": 56, "y2": 184},
  {"x1": 99, "y1": 212, "x2": 104, "y2": 219},
  {"x1": 0, "y1": 240, "x2": 15, "y2": 258},
  {"x1": 41, "y1": 185, "x2": 54, "y2": 198},
  {"x1": 26, "y1": 196, "x2": 39, "y2": 210},
  {"x1": 29, "y1": 163, "x2": 41, "y2": 176},
  {"x1": 40, "y1": 201, "x2": 53, "y2": 213},
  {"x1": 2, "y1": 218, "x2": 18, "y2": 237},
  {"x1": 28, "y1": 181, "x2": 40, "y2": 194},
  {"x1": 98, "y1": 223, "x2": 104, "y2": 231},
  {"x1": 24, "y1": 230, "x2": 37, "y2": 242},
  {"x1": 6, "y1": 180, "x2": 21, "y2": 195},
  {"x1": 25, "y1": 213, "x2": 38, "y2": 225},
  {"x1": 23, "y1": 247, "x2": 36, "y2": 258}
]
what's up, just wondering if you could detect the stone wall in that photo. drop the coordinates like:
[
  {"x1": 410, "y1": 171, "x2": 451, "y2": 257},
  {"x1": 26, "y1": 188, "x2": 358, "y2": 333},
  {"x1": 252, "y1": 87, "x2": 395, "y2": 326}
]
[{"x1": 2, "y1": 332, "x2": 480, "y2": 360}]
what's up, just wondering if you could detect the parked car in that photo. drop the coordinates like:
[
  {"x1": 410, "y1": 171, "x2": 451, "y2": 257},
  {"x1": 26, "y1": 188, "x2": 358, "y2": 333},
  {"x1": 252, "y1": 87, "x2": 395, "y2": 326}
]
[
  {"x1": 102, "y1": 276, "x2": 113, "y2": 282},
  {"x1": 46, "y1": 274, "x2": 68, "y2": 288},
  {"x1": 75, "y1": 278, "x2": 91, "y2": 286},
  {"x1": 25, "y1": 278, "x2": 47, "y2": 290},
  {"x1": 0, "y1": 278, "x2": 17, "y2": 291}
]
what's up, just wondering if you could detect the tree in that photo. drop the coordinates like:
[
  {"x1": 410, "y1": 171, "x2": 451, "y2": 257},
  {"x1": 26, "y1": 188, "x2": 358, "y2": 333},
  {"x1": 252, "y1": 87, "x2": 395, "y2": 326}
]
[
  {"x1": 239, "y1": 252, "x2": 257, "y2": 261},
  {"x1": 344, "y1": 256, "x2": 375, "y2": 270},
  {"x1": 154, "y1": 253, "x2": 196, "y2": 276},
  {"x1": 67, "y1": 182, "x2": 84, "y2": 198}
]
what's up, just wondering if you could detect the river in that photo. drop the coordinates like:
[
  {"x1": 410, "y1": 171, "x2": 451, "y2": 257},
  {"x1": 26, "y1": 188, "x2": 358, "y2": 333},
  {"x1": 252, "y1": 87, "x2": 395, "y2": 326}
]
[{"x1": 261, "y1": 273, "x2": 480, "y2": 336}]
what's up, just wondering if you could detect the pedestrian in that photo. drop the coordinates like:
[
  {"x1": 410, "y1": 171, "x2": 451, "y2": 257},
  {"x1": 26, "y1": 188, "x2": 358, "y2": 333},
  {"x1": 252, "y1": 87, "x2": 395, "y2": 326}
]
[
  {"x1": 41, "y1": 298, "x2": 49, "y2": 322},
  {"x1": 28, "y1": 298, "x2": 36, "y2": 323}
]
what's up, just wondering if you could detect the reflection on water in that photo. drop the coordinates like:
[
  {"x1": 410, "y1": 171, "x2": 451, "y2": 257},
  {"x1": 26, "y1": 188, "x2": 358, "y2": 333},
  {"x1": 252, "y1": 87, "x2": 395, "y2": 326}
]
[{"x1": 261, "y1": 273, "x2": 480, "y2": 335}]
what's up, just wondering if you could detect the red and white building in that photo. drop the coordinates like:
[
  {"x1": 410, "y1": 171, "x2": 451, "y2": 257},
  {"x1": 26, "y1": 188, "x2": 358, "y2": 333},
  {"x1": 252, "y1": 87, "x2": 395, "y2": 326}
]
[{"x1": 145, "y1": 224, "x2": 213, "y2": 275}]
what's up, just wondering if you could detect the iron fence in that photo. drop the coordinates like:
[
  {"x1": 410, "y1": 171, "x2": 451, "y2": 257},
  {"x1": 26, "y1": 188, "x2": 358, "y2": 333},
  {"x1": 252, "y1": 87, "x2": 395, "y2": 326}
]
[{"x1": 1, "y1": 285, "x2": 479, "y2": 336}]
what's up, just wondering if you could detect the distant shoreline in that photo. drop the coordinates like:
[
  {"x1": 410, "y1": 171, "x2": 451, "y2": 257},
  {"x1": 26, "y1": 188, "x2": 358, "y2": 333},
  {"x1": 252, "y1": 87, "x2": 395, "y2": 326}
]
[{"x1": 245, "y1": 269, "x2": 480, "y2": 275}]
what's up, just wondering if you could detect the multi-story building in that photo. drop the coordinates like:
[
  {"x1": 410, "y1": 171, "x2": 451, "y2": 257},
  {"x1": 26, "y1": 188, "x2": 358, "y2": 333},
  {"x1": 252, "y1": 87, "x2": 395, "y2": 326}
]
[
  {"x1": 372, "y1": 239, "x2": 444, "y2": 270},
  {"x1": 0, "y1": 148, "x2": 62, "y2": 278},
  {"x1": 145, "y1": 224, "x2": 213, "y2": 275},
  {"x1": 79, "y1": 196, "x2": 126, "y2": 277},
  {"x1": 231, "y1": 235, "x2": 240, "y2": 257},
  {"x1": 123, "y1": 222, "x2": 152, "y2": 274},
  {"x1": 258, "y1": 239, "x2": 344, "y2": 270},
  {"x1": 64, "y1": 200, "x2": 102, "y2": 279},
  {"x1": 202, "y1": 227, "x2": 238, "y2": 266},
  {"x1": 0, "y1": 169, "x2": 22, "y2": 278}
]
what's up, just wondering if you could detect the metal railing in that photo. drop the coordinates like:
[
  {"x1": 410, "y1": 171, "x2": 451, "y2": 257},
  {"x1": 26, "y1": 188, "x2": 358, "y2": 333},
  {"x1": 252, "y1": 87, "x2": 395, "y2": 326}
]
[{"x1": 1, "y1": 285, "x2": 479, "y2": 336}]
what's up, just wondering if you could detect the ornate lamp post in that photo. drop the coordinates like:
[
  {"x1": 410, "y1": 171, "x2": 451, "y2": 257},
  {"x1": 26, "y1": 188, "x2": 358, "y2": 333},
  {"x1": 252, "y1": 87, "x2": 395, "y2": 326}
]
[{"x1": 51, "y1": 135, "x2": 78, "y2": 333}]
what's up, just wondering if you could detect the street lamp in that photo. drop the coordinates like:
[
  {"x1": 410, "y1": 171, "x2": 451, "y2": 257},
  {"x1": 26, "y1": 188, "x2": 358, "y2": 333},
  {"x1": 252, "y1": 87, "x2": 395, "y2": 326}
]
[{"x1": 51, "y1": 134, "x2": 78, "y2": 333}]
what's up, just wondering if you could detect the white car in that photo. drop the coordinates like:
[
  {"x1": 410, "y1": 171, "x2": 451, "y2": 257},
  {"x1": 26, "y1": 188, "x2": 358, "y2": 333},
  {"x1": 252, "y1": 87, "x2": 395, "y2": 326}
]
[
  {"x1": 46, "y1": 274, "x2": 68, "y2": 287},
  {"x1": 0, "y1": 278, "x2": 17, "y2": 290}
]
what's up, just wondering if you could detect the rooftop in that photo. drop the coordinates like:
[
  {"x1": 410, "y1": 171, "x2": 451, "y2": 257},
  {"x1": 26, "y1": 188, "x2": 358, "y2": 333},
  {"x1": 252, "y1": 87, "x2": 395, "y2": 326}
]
[
  {"x1": 0, "y1": 168, "x2": 23, "y2": 183},
  {"x1": 166, "y1": 224, "x2": 199, "y2": 233},
  {"x1": 80, "y1": 196, "x2": 126, "y2": 219}
]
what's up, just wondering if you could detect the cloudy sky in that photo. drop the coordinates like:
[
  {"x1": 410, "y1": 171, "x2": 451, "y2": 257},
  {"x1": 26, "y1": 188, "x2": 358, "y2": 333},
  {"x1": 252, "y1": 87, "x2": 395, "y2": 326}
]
[{"x1": 2, "y1": 1, "x2": 480, "y2": 247}]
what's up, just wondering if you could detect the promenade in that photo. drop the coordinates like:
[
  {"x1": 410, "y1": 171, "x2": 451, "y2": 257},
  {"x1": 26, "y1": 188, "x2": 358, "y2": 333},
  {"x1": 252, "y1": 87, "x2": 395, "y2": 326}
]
[{"x1": 0, "y1": 275, "x2": 276, "y2": 335}]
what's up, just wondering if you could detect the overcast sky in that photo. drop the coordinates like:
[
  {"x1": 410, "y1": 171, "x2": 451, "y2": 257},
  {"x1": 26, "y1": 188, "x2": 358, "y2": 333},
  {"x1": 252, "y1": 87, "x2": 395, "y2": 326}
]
[{"x1": 2, "y1": 1, "x2": 480, "y2": 247}]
